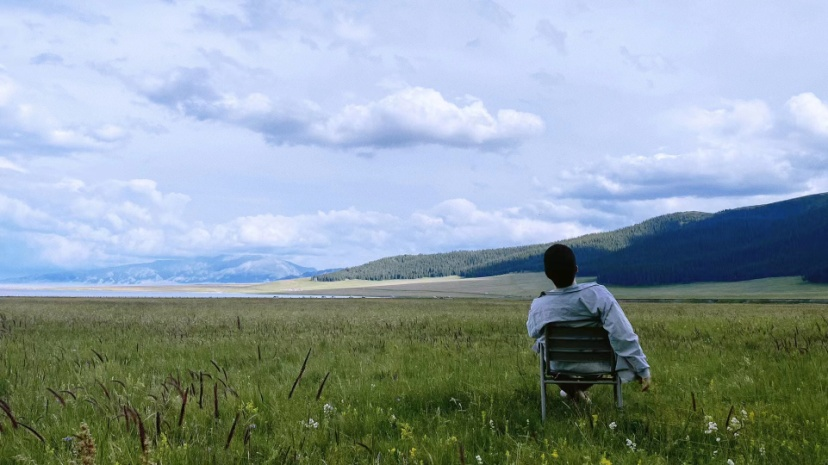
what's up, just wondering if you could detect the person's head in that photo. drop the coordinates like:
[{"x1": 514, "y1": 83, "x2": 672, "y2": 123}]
[{"x1": 544, "y1": 244, "x2": 578, "y2": 288}]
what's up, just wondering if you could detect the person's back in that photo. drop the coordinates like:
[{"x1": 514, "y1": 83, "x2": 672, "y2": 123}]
[{"x1": 527, "y1": 244, "x2": 651, "y2": 398}]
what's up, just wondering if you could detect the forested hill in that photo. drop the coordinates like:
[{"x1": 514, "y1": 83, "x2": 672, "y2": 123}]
[{"x1": 315, "y1": 193, "x2": 828, "y2": 285}]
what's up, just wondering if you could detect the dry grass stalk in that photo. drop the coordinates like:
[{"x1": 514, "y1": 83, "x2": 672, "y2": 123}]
[
  {"x1": 96, "y1": 381, "x2": 110, "y2": 400},
  {"x1": 123, "y1": 405, "x2": 132, "y2": 430},
  {"x1": 210, "y1": 359, "x2": 222, "y2": 374},
  {"x1": 198, "y1": 372, "x2": 204, "y2": 408},
  {"x1": 0, "y1": 399, "x2": 19, "y2": 428},
  {"x1": 724, "y1": 405, "x2": 735, "y2": 434},
  {"x1": 19, "y1": 423, "x2": 45, "y2": 443},
  {"x1": 155, "y1": 411, "x2": 161, "y2": 440},
  {"x1": 225, "y1": 412, "x2": 240, "y2": 450},
  {"x1": 166, "y1": 374, "x2": 184, "y2": 397},
  {"x1": 315, "y1": 371, "x2": 331, "y2": 400},
  {"x1": 288, "y1": 348, "x2": 311, "y2": 399},
  {"x1": 91, "y1": 349, "x2": 106, "y2": 363},
  {"x1": 47, "y1": 387, "x2": 66, "y2": 407},
  {"x1": 178, "y1": 389, "x2": 189, "y2": 428}
]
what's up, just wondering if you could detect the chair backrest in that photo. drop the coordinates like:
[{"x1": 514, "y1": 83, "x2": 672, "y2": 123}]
[{"x1": 543, "y1": 324, "x2": 616, "y2": 366}]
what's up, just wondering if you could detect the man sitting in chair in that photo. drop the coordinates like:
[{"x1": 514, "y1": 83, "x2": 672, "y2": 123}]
[{"x1": 527, "y1": 244, "x2": 651, "y2": 402}]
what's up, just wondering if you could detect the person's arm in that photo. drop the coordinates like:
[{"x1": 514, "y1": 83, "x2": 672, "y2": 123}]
[
  {"x1": 597, "y1": 291, "x2": 651, "y2": 383},
  {"x1": 526, "y1": 299, "x2": 547, "y2": 338}
]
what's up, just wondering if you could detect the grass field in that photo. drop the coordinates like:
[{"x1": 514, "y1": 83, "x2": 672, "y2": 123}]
[{"x1": 0, "y1": 297, "x2": 826, "y2": 464}]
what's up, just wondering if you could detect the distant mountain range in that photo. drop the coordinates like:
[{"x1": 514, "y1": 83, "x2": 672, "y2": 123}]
[
  {"x1": 3, "y1": 254, "x2": 334, "y2": 285},
  {"x1": 316, "y1": 193, "x2": 828, "y2": 285}
]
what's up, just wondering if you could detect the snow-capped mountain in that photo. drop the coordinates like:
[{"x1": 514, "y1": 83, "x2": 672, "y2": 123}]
[{"x1": 2, "y1": 255, "x2": 333, "y2": 284}]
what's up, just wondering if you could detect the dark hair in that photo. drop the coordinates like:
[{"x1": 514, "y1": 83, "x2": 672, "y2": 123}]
[{"x1": 544, "y1": 244, "x2": 577, "y2": 288}]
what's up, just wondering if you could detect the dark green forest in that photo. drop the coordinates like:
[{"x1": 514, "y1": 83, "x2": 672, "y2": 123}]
[{"x1": 315, "y1": 193, "x2": 828, "y2": 285}]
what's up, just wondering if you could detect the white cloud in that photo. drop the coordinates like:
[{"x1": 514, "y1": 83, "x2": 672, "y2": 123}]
[
  {"x1": 0, "y1": 157, "x2": 26, "y2": 173},
  {"x1": 0, "y1": 194, "x2": 54, "y2": 230},
  {"x1": 0, "y1": 71, "x2": 129, "y2": 154},
  {"x1": 310, "y1": 87, "x2": 545, "y2": 149},
  {"x1": 137, "y1": 69, "x2": 544, "y2": 150},
  {"x1": 0, "y1": 170, "x2": 592, "y2": 271},
  {"x1": 409, "y1": 199, "x2": 592, "y2": 248},
  {"x1": 547, "y1": 97, "x2": 823, "y2": 201},
  {"x1": 787, "y1": 92, "x2": 828, "y2": 137},
  {"x1": 684, "y1": 99, "x2": 773, "y2": 143}
]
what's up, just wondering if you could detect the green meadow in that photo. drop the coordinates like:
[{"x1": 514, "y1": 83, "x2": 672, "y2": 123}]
[{"x1": 0, "y1": 297, "x2": 826, "y2": 464}]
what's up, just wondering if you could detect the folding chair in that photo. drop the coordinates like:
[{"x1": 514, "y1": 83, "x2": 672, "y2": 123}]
[{"x1": 539, "y1": 323, "x2": 623, "y2": 421}]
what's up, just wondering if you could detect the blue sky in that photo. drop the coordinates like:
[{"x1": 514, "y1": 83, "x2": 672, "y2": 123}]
[{"x1": 1, "y1": 1, "x2": 828, "y2": 278}]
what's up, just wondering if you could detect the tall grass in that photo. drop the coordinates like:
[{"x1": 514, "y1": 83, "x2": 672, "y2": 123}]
[{"x1": 0, "y1": 297, "x2": 825, "y2": 464}]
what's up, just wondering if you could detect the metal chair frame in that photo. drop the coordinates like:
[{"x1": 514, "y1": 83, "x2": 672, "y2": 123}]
[{"x1": 539, "y1": 323, "x2": 623, "y2": 421}]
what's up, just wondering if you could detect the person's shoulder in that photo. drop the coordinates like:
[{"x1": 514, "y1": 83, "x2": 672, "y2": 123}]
[{"x1": 577, "y1": 282, "x2": 615, "y2": 297}]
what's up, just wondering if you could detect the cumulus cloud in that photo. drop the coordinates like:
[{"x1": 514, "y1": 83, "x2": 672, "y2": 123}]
[
  {"x1": 684, "y1": 99, "x2": 773, "y2": 143},
  {"x1": 553, "y1": 147, "x2": 798, "y2": 200},
  {"x1": 0, "y1": 71, "x2": 128, "y2": 155},
  {"x1": 0, "y1": 168, "x2": 591, "y2": 272},
  {"x1": 410, "y1": 199, "x2": 590, "y2": 248},
  {"x1": 137, "y1": 68, "x2": 544, "y2": 150},
  {"x1": 308, "y1": 87, "x2": 544, "y2": 149},
  {"x1": 546, "y1": 98, "x2": 822, "y2": 201},
  {"x1": 0, "y1": 177, "x2": 195, "y2": 269},
  {"x1": 787, "y1": 92, "x2": 828, "y2": 137}
]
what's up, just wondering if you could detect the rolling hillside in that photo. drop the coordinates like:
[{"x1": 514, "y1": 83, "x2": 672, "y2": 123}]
[{"x1": 316, "y1": 193, "x2": 828, "y2": 285}]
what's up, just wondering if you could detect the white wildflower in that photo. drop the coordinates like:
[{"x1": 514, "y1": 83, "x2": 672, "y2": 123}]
[
  {"x1": 609, "y1": 421, "x2": 617, "y2": 430},
  {"x1": 475, "y1": 454, "x2": 484, "y2": 464},
  {"x1": 705, "y1": 421, "x2": 719, "y2": 434},
  {"x1": 323, "y1": 403, "x2": 335, "y2": 417},
  {"x1": 625, "y1": 438, "x2": 637, "y2": 452},
  {"x1": 727, "y1": 459, "x2": 735, "y2": 465},
  {"x1": 301, "y1": 418, "x2": 319, "y2": 429}
]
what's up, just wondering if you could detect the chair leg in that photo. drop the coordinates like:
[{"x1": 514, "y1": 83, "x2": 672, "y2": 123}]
[
  {"x1": 540, "y1": 357, "x2": 547, "y2": 422},
  {"x1": 614, "y1": 380, "x2": 623, "y2": 409}
]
